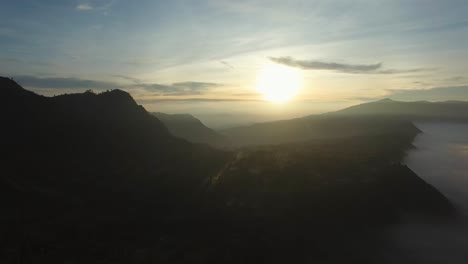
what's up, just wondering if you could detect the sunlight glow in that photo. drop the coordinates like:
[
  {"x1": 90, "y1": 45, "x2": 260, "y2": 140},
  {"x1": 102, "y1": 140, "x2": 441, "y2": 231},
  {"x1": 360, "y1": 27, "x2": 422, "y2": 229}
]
[{"x1": 256, "y1": 63, "x2": 303, "y2": 103}]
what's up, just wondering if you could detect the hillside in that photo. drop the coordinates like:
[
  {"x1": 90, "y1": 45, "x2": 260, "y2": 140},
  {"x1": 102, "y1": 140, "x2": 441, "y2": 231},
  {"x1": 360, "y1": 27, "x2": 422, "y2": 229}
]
[
  {"x1": 153, "y1": 112, "x2": 227, "y2": 146},
  {"x1": 221, "y1": 99, "x2": 468, "y2": 147},
  {"x1": 221, "y1": 115, "x2": 419, "y2": 147},
  {"x1": 332, "y1": 98, "x2": 468, "y2": 121},
  {"x1": 0, "y1": 76, "x2": 230, "y2": 262},
  {"x1": 0, "y1": 77, "x2": 455, "y2": 264}
]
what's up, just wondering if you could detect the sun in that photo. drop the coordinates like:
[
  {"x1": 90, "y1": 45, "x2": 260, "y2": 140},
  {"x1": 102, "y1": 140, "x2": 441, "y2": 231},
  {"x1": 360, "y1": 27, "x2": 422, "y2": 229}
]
[{"x1": 256, "y1": 63, "x2": 303, "y2": 103}]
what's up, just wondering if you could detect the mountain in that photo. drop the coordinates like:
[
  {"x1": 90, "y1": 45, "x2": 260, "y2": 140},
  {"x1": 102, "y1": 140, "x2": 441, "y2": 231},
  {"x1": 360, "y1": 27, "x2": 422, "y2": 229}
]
[
  {"x1": 212, "y1": 126, "x2": 454, "y2": 263},
  {"x1": 153, "y1": 112, "x2": 227, "y2": 147},
  {"x1": 0, "y1": 76, "x2": 230, "y2": 262},
  {"x1": 332, "y1": 98, "x2": 468, "y2": 121},
  {"x1": 0, "y1": 77, "x2": 455, "y2": 263},
  {"x1": 221, "y1": 99, "x2": 468, "y2": 147},
  {"x1": 221, "y1": 115, "x2": 420, "y2": 147}
]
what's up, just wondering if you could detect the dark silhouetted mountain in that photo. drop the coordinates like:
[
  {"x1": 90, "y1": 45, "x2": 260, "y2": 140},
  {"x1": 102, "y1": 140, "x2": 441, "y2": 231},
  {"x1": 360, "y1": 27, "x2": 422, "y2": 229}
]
[
  {"x1": 216, "y1": 133, "x2": 453, "y2": 227},
  {"x1": 153, "y1": 112, "x2": 227, "y2": 147},
  {"x1": 0, "y1": 76, "x2": 38, "y2": 98},
  {"x1": 211, "y1": 130, "x2": 454, "y2": 264},
  {"x1": 332, "y1": 98, "x2": 468, "y2": 121},
  {"x1": 0, "y1": 77, "x2": 455, "y2": 264},
  {"x1": 0, "y1": 77, "x2": 230, "y2": 263}
]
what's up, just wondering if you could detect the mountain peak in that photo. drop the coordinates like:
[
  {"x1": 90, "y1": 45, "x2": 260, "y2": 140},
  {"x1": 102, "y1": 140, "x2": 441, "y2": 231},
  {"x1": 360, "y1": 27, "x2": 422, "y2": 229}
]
[
  {"x1": 0, "y1": 76, "x2": 20, "y2": 87},
  {"x1": 0, "y1": 76, "x2": 37, "y2": 98},
  {"x1": 52, "y1": 88, "x2": 139, "y2": 112},
  {"x1": 377, "y1": 98, "x2": 395, "y2": 103},
  {"x1": 103, "y1": 88, "x2": 131, "y2": 97},
  {"x1": 97, "y1": 89, "x2": 136, "y2": 105}
]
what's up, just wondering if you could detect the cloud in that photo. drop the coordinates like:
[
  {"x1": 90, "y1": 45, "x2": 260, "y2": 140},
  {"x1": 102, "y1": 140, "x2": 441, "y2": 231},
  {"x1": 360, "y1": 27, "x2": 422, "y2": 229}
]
[
  {"x1": 111, "y1": 75, "x2": 142, "y2": 84},
  {"x1": 139, "y1": 82, "x2": 221, "y2": 96},
  {"x1": 387, "y1": 86, "x2": 468, "y2": 101},
  {"x1": 443, "y1": 76, "x2": 467, "y2": 83},
  {"x1": 0, "y1": 57, "x2": 21, "y2": 63},
  {"x1": 0, "y1": 58, "x2": 64, "y2": 68},
  {"x1": 269, "y1": 56, "x2": 432, "y2": 74},
  {"x1": 76, "y1": 1, "x2": 115, "y2": 14},
  {"x1": 350, "y1": 85, "x2": 468, "y2": 102},
  {"x1": 13, "y1": 75, "x2": 222, "y2": 96},
  {"x1": 76, "y1": 3, "x2": 93, "y2": 11},
  {"x1": 270, "y1": 56, "x2": 381, "y2": 73},
  {"x1": 376, "y1": 68, "x2": 434, "y2": 75},
  {"x1": 173, "y1": 81, "x2": 220, "y2": 90},
  {"x1": 13, "y1": 75, "x2": 118, "y2": 90},
  {"x1": 220, "y1": 61, "x2": 235, "y2": 69},
  {"x1": 137, "y1": 98, "x2": 262, "y2": 103},
  {"x1": 413, "y1": 81, "x2": 432, "y2": 86}
]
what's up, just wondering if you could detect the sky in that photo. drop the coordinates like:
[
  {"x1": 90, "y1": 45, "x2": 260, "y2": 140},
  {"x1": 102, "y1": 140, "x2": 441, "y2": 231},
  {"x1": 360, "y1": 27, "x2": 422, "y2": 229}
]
[{"x1": 1, "y1": 0, "x2": 468, "y2": 127}]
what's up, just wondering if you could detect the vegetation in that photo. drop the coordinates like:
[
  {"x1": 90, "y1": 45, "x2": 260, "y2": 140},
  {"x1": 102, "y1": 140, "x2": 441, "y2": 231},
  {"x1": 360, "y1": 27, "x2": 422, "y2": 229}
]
[{"x1": 0, "y1": 77, "x2": 454, "y2": 263}]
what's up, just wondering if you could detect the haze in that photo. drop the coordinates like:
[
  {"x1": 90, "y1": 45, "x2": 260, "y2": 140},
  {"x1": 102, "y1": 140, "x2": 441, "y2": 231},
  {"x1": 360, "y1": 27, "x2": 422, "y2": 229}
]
[
  {"x1": 2, "y1": 0, "x2": 468, "y2": 127},
  {"x1": 2, "y1": 2, "x2": 468, "y2": 262}
]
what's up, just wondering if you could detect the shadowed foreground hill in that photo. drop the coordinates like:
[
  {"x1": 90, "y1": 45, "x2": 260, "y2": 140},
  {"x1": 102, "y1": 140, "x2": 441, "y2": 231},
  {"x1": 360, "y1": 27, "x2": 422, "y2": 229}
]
[
  {"x1": 0, "y1": 77, "x2": 455, "y2": 263},
  {"x1": 153, "y1": 112, "x2": 227, "y2": 147},
  {"x1": 213, "y1": 134, "x2": 454, "y2": 263},
  {"x1": 0, "y1": 77, "x2": 229, "y2": 262}
]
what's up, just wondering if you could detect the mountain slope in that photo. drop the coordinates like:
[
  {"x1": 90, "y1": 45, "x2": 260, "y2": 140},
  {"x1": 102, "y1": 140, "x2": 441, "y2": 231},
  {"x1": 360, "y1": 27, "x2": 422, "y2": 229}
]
[
  {"x1": 332, "y1": 98, "x2": 468, "y2": 121},
  {"x1": 221, "y1": 99, "x2": 468, "y2": 147},
  {"x1": 0, "y1": 77, "x2": 455, "y2": 263},
  {"x1": 0, "y1": 77, "x2": 230, "y2": 261},
  {"x1": 221, "y1": 115, "x2": 420, "y2": 147},
  {"x1": 153, "y1": 112, "x2": 227, "y2": 146}
]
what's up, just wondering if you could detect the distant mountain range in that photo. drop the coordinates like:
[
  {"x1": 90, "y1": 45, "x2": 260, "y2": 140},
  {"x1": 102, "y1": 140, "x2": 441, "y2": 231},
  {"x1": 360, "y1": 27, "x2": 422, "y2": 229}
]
[
  {"x1": 153, "y1": 98, "x2": 468, "y2": 148},
  {"x1": 153, "y1": 112, "x2": 227, "y2": 146},
  {"x1": 221, "y1": 98, "x2": 468, "y2": 147},
  {"x1": 332, "y1": 98, "x2": 468, "y2": 121}
]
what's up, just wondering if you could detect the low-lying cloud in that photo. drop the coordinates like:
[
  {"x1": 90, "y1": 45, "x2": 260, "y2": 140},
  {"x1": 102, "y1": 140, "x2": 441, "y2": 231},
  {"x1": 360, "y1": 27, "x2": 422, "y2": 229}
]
[{"x1": 270, "y1": 56, "x2": 430, "y2": 74}]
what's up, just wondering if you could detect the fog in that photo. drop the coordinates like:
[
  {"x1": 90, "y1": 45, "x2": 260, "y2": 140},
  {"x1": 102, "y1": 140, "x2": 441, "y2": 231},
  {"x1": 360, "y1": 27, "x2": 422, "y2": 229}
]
[
  {"x1": 386, "y1": 123, "x2": 468, "y2": 263},
  {"x1": 407, "y1": 123, "x2": 468, "y2": 213}
]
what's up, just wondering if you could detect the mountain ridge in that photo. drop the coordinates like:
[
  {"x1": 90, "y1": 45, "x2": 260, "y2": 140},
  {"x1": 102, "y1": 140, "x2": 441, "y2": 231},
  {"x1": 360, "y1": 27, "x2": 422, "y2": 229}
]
[
  {"x1": 153, "y1": 112, "x2": 227, "y2": 146},
  {"x1": 221, "y1": 99, "x2": 468, "y2": 147},
  {"x1": 0, "y1": 77, "x2": 456, "y2": 263},
  {"x1": 331, "y1": 98, "x2": 468, "y2": 120}
]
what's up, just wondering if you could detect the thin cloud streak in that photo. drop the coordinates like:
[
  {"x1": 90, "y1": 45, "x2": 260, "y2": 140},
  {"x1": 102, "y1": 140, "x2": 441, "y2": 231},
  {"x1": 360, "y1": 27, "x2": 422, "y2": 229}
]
[
  {"x1": 76, "y1": 3, "x2": 93, "y2": 11},
  {"x1": 137, "y1": 98, "x2": 263, "y2": 103},
  {"x1": 111, "y1": 75, "x2": 142, "y2": 84},
  {"x1": 270, "y1": 56, "x2": 432, "y2": 75},
  {"x1": 220, "y1": 61, "x2": 235, "y2": 69},
  {"x1": 13, "y1": 75, "x2": 223, "y2": 96},
  {"x1": 13, "y1": 75, "x2": 117, "y2": 89},
  {"x1": 76, "y1": 1, "x2": 115, "y2": 14},
  {"x1": 270, "y1": 56, "x2": 381, "y2": 73},
  {"x1": 138, "y1": 81, "x2": 222, "y2": 96}
]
